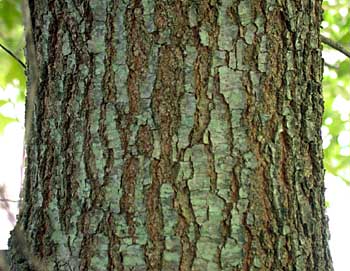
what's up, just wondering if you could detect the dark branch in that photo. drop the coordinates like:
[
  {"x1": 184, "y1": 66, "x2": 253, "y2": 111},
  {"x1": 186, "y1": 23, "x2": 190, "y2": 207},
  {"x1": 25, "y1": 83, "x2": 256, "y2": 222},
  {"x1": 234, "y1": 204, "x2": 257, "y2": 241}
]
[
  {"x1": 0, "y1": 198, "x2": 19, "y2": 203},
  {"x1": 0, "y1": 43, "x2": 26, "y2": 69},
  {"x1": 321, "y1": 35, "x2": 350, "y2": 59},
  {"x1": 324, "y1": 62, "x2": 338, "y2": 70}
]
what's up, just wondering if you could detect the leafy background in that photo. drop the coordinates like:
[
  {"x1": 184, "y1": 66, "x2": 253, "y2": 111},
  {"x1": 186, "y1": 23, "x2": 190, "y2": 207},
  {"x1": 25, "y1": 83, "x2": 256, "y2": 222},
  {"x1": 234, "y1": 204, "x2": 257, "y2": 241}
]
[
  {"x1": 0, "y1": 0, "x2": 25, "y2": 132},
  {"x1": 322, "y1": 0, "x2": 350, "y2": 184}
]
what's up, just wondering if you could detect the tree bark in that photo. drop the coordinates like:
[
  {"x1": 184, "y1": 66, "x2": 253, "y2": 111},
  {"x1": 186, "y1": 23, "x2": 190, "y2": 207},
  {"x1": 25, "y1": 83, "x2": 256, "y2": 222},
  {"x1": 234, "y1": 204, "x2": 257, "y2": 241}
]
[{"x1": 9, "y1": 0, "x2": 333, "y2": 270}]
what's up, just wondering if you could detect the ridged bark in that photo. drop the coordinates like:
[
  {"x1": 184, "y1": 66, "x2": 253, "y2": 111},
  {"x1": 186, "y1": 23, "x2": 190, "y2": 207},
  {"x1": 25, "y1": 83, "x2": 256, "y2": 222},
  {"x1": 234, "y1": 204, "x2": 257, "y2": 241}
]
[{"x1": 9, "y1": 0, "x2": 333, "y2": 270}]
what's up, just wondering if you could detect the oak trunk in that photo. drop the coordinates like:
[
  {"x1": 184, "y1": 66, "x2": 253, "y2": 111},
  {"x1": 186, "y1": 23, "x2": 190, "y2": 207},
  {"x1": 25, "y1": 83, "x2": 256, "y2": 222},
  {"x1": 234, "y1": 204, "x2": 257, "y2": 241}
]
[{"x1": 9, "y1": 0, "x2": 333, "y2": 270}]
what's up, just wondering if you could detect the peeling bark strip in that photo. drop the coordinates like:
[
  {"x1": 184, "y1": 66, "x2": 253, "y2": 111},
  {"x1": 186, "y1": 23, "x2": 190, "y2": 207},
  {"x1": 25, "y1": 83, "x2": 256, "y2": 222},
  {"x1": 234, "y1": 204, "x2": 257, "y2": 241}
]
[{"x1": 10, "y1": 0, "x2": 333, "y2": 271}]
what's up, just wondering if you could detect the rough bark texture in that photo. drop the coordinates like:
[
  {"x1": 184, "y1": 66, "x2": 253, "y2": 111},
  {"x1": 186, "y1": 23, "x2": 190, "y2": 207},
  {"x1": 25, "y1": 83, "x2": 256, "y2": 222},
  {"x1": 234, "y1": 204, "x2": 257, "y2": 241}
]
[{"x1": 9, "y1": 0, "x2": 333, "y2": 270}]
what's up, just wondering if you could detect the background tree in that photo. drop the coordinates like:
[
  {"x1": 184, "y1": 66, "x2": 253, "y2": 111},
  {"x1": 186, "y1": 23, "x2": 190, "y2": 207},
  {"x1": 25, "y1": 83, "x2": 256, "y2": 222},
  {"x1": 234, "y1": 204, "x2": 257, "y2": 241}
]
[{"x1": 3, "y1": 0, "x2": 336, "y2": 270}]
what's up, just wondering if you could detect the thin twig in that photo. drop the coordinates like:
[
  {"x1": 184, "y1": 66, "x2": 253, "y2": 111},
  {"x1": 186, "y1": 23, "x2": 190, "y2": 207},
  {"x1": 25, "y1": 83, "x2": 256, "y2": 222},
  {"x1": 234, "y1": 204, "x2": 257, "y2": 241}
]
[
  {"x1": 0, "y1": 198, "x2": 20, "y2": 203},
  {"x1": 324, "y1": 62, "x2": 338, "y2": 70},
  {"x1": 321, "y1": 34, "x2": 350, "y2": 59},
  {"x1": 0, "y1": 42, "x2": 26, "y2": 69}
]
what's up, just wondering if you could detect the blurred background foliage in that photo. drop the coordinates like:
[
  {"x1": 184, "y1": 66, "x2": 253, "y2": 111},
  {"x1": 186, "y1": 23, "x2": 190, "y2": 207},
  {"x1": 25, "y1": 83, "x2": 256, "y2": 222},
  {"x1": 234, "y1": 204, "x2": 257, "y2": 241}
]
[
  {"x1": 0, "y1": 0, "x2": 25, "y2": 132},
  {"x1": 322, "y1": 0, "x2": 350, "y2": 184},
  {"x1": 0, "y1": 0, "x2": 349, "y2": 183}
]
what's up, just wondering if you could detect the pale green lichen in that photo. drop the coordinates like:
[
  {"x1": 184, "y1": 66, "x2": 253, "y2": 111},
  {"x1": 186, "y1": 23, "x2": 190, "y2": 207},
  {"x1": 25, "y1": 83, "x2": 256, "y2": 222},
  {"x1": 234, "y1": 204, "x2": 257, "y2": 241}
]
[
  {"x1": 140, "y1": 44, "x2": 159, "y2": 98},
  {"x1": 218, "y1": 1, "x2": 237, "y2": 51},
  {"x1": 188, "y1": 3, "x2": 198, "y2": 27},
  {"x1": 260, "y1": 35, "x2": 268, "y2": 52},
  {"x1": 163, "y1": 250, "x2": 180, "y2": 264},
  {"x1": 178, "y1": 93, "x2": 196, "y2": 149},
  {"x1": 160, "y1": 183, "x2": 177, "y2": 235},
  {"x1": 195, "y1": 239, "x2": 218, "y2": 261},
  {"x1": 286, "y1": 50, "x2": 295, "y2": 71},
  {"x1": 114, "y1": 0, "x2": 128, "y2": 63},
  {"x1": 255, "y1": 15, "x2": 266, "y2": 34},
  {"x1": 200, "y1": 219, "x2": 221, "y2": 238},
  {"x1": 89, "y1": 234, "x2": 109, "y2": 269},
  {"x1": 115, "y1": 217, "x2": 129, "y2": 238},
  {"x1": 208, "y1": 194, "x2": 225, "y2": 220},
  {"x1": 286, "y1": 0, "x2": 297, "y2": 31},
  {"x1": 138, "y1": 156, "x2": 152, "y2": 185},
  {"x1": 158, "y1": 28, "x2": 171, "y2": 44},
  {"x1": 216, "y1": 173, "x2": 231, "y2": 190},
  {"x1": 207, "y1": 77, "x2": 214, "y2": 99},
  {"x1": 87, "y1": 33, "x2": 105, "y2": 54},
  {"x1": 230, "y1": 109, "x2": 242, "y2": 129},
  {"x1": 249, "y1": 71, "x2": 260, "y2": 88},
  {"x1": 89, "y1": 0, "x2": 107, "y2": 19},
  {"x1": 134, "y1": 175, "x2": 148, "y2": 245},
  {"x1": 218, "y1": 67, "x2": 246, "y2": 109},
  {"x1": 189, "y1": 191, "x2": 209, "y2": 224},
  {"x1": 203, "y1": 130, "x2": 210, "y2": 144},
  {"x1": 114, "y1": 64, "x2": 130, "y2": 113},
  {"x1": 164, "y1": 237, "x2": 180, "y2": 251},
  {"x1": 142, "y1": 0, "x2": 156, "y2": 32},
  {"x1": 229, "y1": 51, "x2": 236, "y2": 69},
  {"x1": 199, "y1": 27, "x2": 210, "y2": 46},
  {"x1": 238, "y1": 0, "x2": 253, "y2": 26},
  {"x1": 244, "y1": 24, "x2": 257, "y2": 45},
  {"x1": 221, "y1": 239, "x2": 243, "y2": 268},
  {"x1": 151, "y1": 132, "x2": 161, "y2": 159},
  {"x1": 213, "y1": 50, "x2": 226, "y2": 67},
  {"x1": 243, "y1": 151, "x2": 258, "y2": 169},
  {"x1": 188, "y1": 145, "x2": 210, "y2": 189},
  {"x1": 177, "y1": 161, "x2": 193, "y2": 181},
  {"x1": 184, "y1": 45, "x2": 197, "y2": 92},
  {"x1": 162, "y1": 193, "x2": 181, "y2": 271},
  {"x1": 232, "y1": 129, "x2": 249, "y2": 152},
  {"x1": 62, "y1": 32, "x2": 71, "y2": 56},
  {"x1": 207, "y1": 93, "x2": 233, "y2": 200},
  {"x1": 41, "y1": 13, "x2": 52, "y2": 63},
  {"x1": 236, "y1": 39, "x2": 248, "y2": 70},
  {"x1": 253, "y1": 257, "x2": 262, "y2": 268},
  {"x1": 207, "y1": 262, "x2": 221, "y2": 271},
  {"x1": 218, "y1": 23, "x2": 238, "y2": 51},
  {"x1": 258, "y1": 53, "x2": 268, "y2": 72},
  {"x1": 122, "y1": 245, "x2": 146, "y2": 267},
  {"x1": 218, "y1": 67, "x2": 242, "y2": 89},
  {"x1": 237, "y1": 198, "x2": 249, "y2": 213}
]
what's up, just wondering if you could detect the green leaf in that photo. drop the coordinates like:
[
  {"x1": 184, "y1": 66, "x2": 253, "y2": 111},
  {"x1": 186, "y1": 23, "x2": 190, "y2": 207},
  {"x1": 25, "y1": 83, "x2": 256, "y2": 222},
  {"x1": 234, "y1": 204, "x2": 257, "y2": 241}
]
[
  {"x1": 0, "y1": 0, "x2": 22, "y2": 29},
  {"x1": 337, "y1": 60, "x2": 350, "y2": 77},
  {"x1": 0, "y1": 100, "x2": 9, "y2": 107},
  {"x1": 339, "y1": 32, "x2": 350, "y2": 44}
]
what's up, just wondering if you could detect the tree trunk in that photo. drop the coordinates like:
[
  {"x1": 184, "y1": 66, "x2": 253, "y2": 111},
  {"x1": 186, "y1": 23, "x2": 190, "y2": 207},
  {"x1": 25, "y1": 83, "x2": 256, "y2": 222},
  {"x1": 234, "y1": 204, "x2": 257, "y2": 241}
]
[{"x1": 9, "y1": 0, "x2": 333, "y2": 270}]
